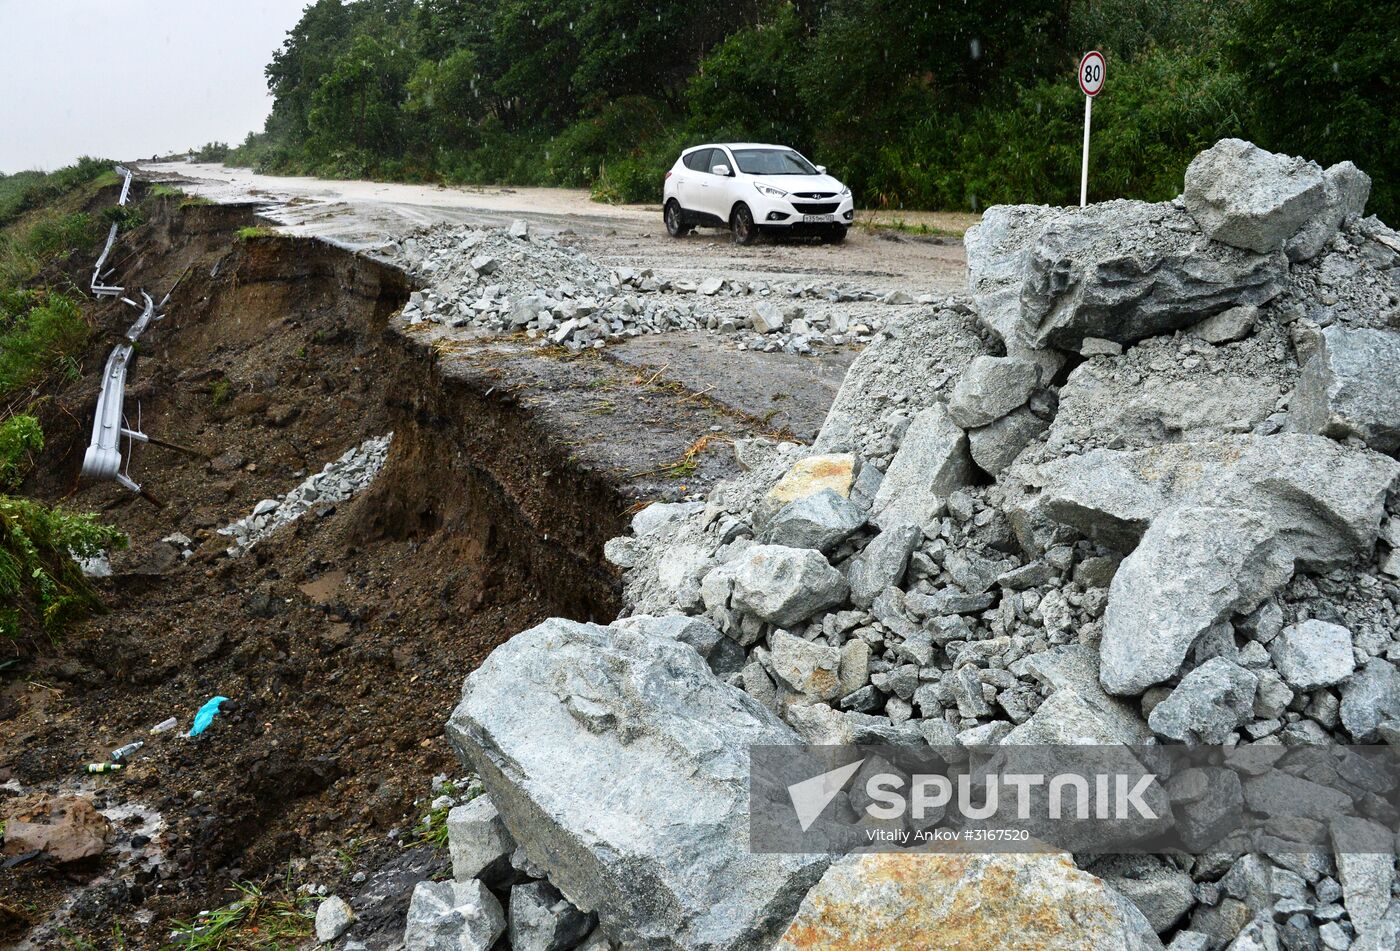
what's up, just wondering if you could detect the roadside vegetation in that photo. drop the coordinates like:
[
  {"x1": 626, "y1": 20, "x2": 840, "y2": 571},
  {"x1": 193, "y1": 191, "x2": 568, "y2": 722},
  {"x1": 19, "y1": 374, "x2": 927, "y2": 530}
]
[
  {"x1": 216, "y1": 0, "x2": 1398, "y2": 219},
  {"x1": 0, "y1": 160, "x2": 130, "y2": 645}
]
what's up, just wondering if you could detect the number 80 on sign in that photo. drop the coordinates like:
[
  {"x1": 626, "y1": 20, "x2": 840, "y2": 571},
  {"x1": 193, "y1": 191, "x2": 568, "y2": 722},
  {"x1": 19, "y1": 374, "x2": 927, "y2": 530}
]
[{"x1": 1079, "y1": 51, "x2": 1106, "y2": 97}]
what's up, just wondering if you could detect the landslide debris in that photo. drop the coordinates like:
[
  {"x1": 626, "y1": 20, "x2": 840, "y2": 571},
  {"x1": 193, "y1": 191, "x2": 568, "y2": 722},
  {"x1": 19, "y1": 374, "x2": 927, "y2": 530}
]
[{"x1": 423, "y1": 140, "x2": 1400, "y2": 951}]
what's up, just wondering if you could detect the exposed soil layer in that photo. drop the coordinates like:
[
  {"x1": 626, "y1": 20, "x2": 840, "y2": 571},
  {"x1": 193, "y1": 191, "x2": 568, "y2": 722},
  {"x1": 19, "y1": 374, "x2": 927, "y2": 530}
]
[{"x1": 0, "y1": 192, "x2": 714, "y2": 948}]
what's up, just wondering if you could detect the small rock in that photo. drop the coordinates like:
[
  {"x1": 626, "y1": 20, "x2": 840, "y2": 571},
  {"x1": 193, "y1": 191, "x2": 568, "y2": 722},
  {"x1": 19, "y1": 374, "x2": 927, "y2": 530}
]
[
  {"x1": 403, "y1": 879, "x2": 505, "y2": 951},
  {"x1": 315, "y1": 895, "x2": 354, "y2": 944},
  {"x1": 1271, "y1": 620, "x2": 1355, "y2": 690}
]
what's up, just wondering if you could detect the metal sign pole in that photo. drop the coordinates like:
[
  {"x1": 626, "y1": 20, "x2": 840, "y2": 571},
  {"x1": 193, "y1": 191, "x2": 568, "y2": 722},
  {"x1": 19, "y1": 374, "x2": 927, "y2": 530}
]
[{"x1": 1080, "y1": 94, "x2": 1092, "y2": 208}]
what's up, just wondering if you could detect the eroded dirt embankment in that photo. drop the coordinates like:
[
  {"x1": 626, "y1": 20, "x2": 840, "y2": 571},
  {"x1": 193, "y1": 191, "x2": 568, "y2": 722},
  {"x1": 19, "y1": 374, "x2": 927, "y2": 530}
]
[{"x1": 2, "y1": 191, "x2": 632, "y2": 947}]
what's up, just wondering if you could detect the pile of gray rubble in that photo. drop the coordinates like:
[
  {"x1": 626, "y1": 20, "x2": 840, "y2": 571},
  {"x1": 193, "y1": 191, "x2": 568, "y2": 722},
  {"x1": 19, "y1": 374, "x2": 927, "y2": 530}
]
[
  {"x1": 375, "y1": 140, "x2": 1400, "y2": 950},
  {"x1": 383, "y1": 219, "x2": 930, "y2": 354}
]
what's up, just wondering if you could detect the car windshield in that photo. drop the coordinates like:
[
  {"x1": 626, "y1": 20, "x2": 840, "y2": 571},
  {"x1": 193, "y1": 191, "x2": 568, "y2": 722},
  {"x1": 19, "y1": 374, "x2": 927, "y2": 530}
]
[{"x1": 732, "y1": 149, "x2": 818, "y2": 176}]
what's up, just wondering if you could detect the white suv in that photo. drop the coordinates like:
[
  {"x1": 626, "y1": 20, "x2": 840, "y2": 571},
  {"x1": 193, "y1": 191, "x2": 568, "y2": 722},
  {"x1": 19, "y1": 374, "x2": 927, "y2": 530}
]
[{"x1": 663, "y1": 143, "x2": 854, "y2": 245}]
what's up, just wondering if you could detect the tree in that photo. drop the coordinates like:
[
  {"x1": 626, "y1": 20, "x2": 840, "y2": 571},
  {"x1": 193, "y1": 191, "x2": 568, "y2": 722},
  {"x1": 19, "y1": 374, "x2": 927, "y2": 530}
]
[{"x1": 1230, "y1": 0, "x2": 1400, "y2": 220}]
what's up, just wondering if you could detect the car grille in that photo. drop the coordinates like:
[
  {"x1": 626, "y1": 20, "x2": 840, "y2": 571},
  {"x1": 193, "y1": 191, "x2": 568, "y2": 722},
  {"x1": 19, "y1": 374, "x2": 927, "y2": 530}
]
[
  {"x1": 793, "y1": 202, "x2": 839, "y2": 214},
  {"x1": 792, "y1": 192, "x2": 836, "y2": 199}
]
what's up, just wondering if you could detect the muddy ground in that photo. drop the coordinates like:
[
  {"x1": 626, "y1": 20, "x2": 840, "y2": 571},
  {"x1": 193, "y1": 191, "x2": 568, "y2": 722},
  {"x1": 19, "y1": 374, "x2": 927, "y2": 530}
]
[{"x1": 1, "y1": 175, "x2": 942, "y2": 948}]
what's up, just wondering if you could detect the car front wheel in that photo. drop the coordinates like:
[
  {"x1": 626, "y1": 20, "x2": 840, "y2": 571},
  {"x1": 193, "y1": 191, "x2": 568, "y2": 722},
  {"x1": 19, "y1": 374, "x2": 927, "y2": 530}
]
[
  {"x1": 730, "y1": 203, "x2": 758, "y2": 246},
  {"x1": 664, "y1": 200, "x2": 688, "y2": 238}
]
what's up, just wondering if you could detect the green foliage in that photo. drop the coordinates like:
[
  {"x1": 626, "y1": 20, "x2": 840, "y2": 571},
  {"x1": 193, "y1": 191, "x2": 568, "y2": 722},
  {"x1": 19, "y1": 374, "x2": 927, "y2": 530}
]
[
  {"x1": 163, "y1": 880, "x2": 315, "y2": 951},
  {"x1": 0, "y1": 415, "x2": 43, "y2": 490},
  {"x1": 233, "y1": 0, "x2": 1399, "y2": 216},
  {"x1": 0, "y1": 291, "x2": 90, "y2": 401},
  {"x1": 1229, "y1": 0, "x2": 1400, "y2": 220},
  {"x1": 0, "y1": 212, "x2": 100, "y2": 286},
  {"x1": 235, "y1": 226, "x2": 276, "y2": 241},
  {"x1": 0, "y1": 490, "x2": 127, "y2": 640},
  {"x1": 0, "y1": 157, "x2": 114, "y2": 227}
]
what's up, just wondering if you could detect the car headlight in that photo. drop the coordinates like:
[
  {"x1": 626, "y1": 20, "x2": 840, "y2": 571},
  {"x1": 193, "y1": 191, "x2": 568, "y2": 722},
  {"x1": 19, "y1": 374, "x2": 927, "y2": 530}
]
[
  {"x1": 754, "y1": 183, "x2": 788, "y2": 198},
  {"x1": 839, "y1": 184, "x2": 850, "y2": 197}
]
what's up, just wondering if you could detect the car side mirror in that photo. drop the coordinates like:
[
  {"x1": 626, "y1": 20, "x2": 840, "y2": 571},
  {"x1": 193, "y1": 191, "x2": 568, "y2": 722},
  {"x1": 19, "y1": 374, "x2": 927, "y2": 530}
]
[
  {"x1": 711, "y1": 164, "x2": 731, "y2": 177},
  {"x1": 815, "y1": 165, "x2": 827, "y2": 174}
]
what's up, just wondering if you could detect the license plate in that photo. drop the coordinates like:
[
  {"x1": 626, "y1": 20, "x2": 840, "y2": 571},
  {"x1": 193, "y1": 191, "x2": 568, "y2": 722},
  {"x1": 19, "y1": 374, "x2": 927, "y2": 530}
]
[{"x1": 801, "y1": 214, "x2": 836, "y2": 223}]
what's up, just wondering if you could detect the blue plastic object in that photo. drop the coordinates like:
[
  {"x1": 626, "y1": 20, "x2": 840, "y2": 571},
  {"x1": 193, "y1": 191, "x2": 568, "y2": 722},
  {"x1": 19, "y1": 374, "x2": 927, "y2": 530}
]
[{"x1": 188, "y1": 696, "x2": 229, "y2": 737}]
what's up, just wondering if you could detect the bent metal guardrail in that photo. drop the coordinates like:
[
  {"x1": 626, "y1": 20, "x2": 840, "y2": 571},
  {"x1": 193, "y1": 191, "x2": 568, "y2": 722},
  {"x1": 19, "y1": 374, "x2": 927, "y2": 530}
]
[
  {"x1": 90, "y1": 165, "x2": 133, "y2": 298},
  {"x1": 80, "y1": 166, "x2": 184, "y2": 505},
  {"x1": 80, "y1": 291, "x2": 161, "y2": 497}
]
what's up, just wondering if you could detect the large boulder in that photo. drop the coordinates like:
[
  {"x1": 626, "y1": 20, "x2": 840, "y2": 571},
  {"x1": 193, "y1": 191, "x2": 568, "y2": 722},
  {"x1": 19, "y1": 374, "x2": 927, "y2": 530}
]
[
  {"x1": 404, "y1": 879, "x2": 506, "y2": 951},
  {"x1": 1285, "y1": 160, "x2": 1371, "y2": 262},
  {"x1": 446, "y1": 795, "x2": 514, "y2": 883},
  {"x1": 948, "y1": 356, "x2": 1041, "y2": 428},
  {"x1": 446, "y1": 619, "x2": 827, "y2": 951},
  {"x1": 508, "y1": 880, "x2": 595, "y2": 951},
  {"x1": 1146, "y1": 657, "x2": 1258, "y2": 744},
  {"x1": 968, "y1": 407, "x2": 1049, "y2": 476},
  {"x1": 1291, "y1": 325, "x2": 1400, "y2": 453},
  {"x1": 761, "y1": 489, "x2": 866, "y2": 553},
  {"x1": 965, "y1": 204, "x2": 1066, "y2": 351},
  {"x1": 1035, "y1": 436, "x2": 1398, "y2": 695},
  {"x1": 1182, "y1": 139, "x2": 1327, "y2": 253},
  {"x1": 844, "y1": 522, "x2": 921, "y2": 608},
  {"x1": 1017, "y1": 200, "x2": 1288, "y2": 350},
  {"x1": 773, "y1": 851, "x2": 1162, "y2": 950},
  {"x1": 1271, "y1": 619, "x2": 1355, "y2": 690},
  {"x1": 729, "y1": 545, "x2": 849, "y2": 627},
  {"x1": 871, "y1": 404, "x2": 974, "y2": 529}
]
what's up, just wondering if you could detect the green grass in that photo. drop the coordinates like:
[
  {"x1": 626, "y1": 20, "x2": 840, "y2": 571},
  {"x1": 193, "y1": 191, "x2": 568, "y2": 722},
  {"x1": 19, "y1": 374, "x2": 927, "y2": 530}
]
[
  {"x1": 0, "y1": 158, "x2": 114, "y2": 228},
  {"x1": 209, "y1": 379, "x2": 231, "y2": 407},
  {"x1": 0, "y1": 291, "x2": 90, "y2": 402},
  {"x1": 163, "y1": 881, "x2": 315, "y2": 951},
  {"x1": 235, "y1": 226, "x2": 276, "y2": 241}
]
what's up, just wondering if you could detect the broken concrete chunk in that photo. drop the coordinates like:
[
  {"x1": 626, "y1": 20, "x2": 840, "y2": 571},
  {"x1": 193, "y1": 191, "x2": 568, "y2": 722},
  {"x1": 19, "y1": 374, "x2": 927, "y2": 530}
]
[
  {"x1": 766, "y1": 454, "x2": 855, "y2": 504},
  {"x1": 844, "y1": 523, "x2": 920, "y2": 608},
  {"x1": 447, "y1": 795, "x2": 515, "y2": 883},
  {"x1": 508, "y1": 880, "x2": 595, "y2": 951},
  {"x1": 1340, "y1": 659, "x2": 1400, "y2": 742},
  {"x1": 1147, "y1": 658, "x2": 1258, "y2": 744},
  {"x1": 447, "y1": 619, "x2": 825, "y2": 951},
  {"x1": 1183, "y1": 138, "x2": 1327, "y2": 253},
  {"x1": 730, "y1": 545, "x2": 849, "y2": 627},
  {"x1": 1018, "y1": 199, "x2": 1288, "y2": 350},
  {"x1": 1101, "y1": 505, "x2": 1292, "y2": 696},
  {"x1": 969, "y1": 406, "x2": 1049, "y2": 476},
  {"x1": 948, "y1": 355, "x2": 1040, "y2": 428},
  {"x1": 404, "y1": 879, "x2": 506, "y2": 951},
  {"x1": 761, "y1": 489, "x2": 865, "y2": 553},
  {"x1": 1285, "y1": 160, "x2": 1372, "y2": 262},
  {"x1": 774, "y1": 851, "x2": 1163, "y2": 951},
  {"x1": 750, "y1": 300, "x2": 786, "y2": 334},
  {"x1": 1192, "y1": 304, "x2": 1258, "y2": 344},
  {"x1": 871, "y1": 404, "x2": 973, "y2": 530},
  {"x1": 1271, "y1": 620, "x2": 1355, "y2": 690},
  {"x1": 768, "y1": 630, "x2": 842, "y2": 702},
  {"x1": 1291, "y1": 325, "x2": 1400, "y2": 453}
]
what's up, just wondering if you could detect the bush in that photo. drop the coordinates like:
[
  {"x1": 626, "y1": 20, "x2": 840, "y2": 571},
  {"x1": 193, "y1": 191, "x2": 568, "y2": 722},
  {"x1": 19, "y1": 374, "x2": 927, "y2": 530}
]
[
  {"x1": 0, "y1": 415, "x2": 42, "y2": 491},
  {"x1": 0, "y1": 292, "x2": 90, "y2": 402},
  {"x1": 0, "y1": 417, "x2": 126, "y2": 640},
  {"x1": 0, "y1": 157, "x2": 114, "y2": 227}
]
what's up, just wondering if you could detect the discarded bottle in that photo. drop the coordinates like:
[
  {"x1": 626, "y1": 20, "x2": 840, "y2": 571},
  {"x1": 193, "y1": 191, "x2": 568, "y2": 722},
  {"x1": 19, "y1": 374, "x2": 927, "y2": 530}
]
[
  {"x1": 111, "y1": 741, "x2": 144, "y2": 763},
  {"x1": 151, "y1": 717, "x2": 178, "y2": 734},
  {"x1": 86, "y1": 762, "x2": 124, "y2": 774}
]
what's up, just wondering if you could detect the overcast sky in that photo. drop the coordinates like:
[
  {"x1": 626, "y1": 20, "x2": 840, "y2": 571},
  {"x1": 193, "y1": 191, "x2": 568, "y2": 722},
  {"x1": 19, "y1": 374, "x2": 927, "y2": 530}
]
[{"x1": 0, "y1": 0, "x2": 310, "y2": 174}]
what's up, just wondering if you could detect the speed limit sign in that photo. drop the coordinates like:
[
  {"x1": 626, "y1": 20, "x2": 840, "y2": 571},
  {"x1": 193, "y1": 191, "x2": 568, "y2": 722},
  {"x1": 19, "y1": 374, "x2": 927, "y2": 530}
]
[
  {"x1": 1077, "y1": 51, "x2": 1105, "y2": 206},
  {"x1": 1079, "y1": 51, "x2": 1106, "y2": 97}
]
